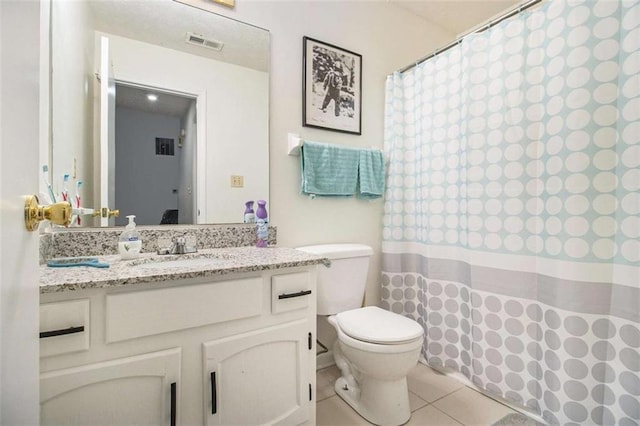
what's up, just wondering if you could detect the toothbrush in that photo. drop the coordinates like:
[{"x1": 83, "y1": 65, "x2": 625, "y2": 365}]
[
  {"x1": 75, "y1": 181, "x2": 82, "y2": 226},
  {"x1": 41, "y1": 165, "x2": 56, "y2": 203},
  {"x1": 61, "y1": 174, "x2": 69, "y2": 202}
]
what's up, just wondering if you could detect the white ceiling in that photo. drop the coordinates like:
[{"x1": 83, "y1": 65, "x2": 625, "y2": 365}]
[
  {"x1": 116, "y1": 84, "x2": 195, "y2": 118},
  {"x1": 389, "y1": 0, "x2": 525, "y2": 36}
]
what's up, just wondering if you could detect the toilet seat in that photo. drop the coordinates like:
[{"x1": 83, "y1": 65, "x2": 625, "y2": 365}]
[{"x1": 335, "y1": 306, "x2": 423, "y2": 344}]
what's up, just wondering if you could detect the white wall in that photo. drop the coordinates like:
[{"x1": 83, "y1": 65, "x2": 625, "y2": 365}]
[
  {"x1": 182, "y1": 0, "x2": 455, "y2": 306},
  {"x1": 46, "y1": 1, "x2": 454, "y2": 304},
  {"x1": 115, "y1": 107, "x2": 182, "y2": 226},
  {"x1": 50, "y1": 0, "x2": 95, "y2": 207},
  {"x1": 104, "y1": 33, "x2": 269, "y2": 224},
  {"x1": 1, "y1": 1, "x2": 42, "y2": 423},
  {"x1": 176, "y1": 0, "x2": 454, "y2": 350},
  {"x1": 42, "y1": 0, "x2": 455, "y2": 366},
  {"x1": 5, "y1": 0, "x2": 454, "y2": 420}
]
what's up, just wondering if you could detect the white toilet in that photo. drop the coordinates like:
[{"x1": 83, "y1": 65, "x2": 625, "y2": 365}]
[{"x1": 297, "y1": 244, "x2": 424, "y2": 426}]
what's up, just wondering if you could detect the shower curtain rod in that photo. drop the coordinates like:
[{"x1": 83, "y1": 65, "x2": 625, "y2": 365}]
[{"x1": 397, "y1": 0, "x2": 543, "y2": 74}]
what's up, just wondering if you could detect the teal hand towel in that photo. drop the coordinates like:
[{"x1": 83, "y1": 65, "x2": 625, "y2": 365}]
[
  {"x1": 358, "y1": 149, "x2": 385, "y2": 199},
  {"x1": 301, "y1": 141, "x2": 359, "y2": 196}
]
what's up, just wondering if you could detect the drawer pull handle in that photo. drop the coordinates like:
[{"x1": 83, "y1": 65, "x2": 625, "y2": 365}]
[
  {"x1": 278, "y1": 290, "x2": 312, "y2": 300},
  {"x1": 170, "y1": 382, "x2": 177, "y2": 426},
  {"x1": 39, "y1": 326, "x2": 84, "y2": 339},
  {"x1": 210, "y1": 371, "x2": 217, "y2": 415}
]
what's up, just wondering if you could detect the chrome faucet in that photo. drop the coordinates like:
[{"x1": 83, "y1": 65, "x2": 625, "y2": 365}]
[
  {"x1": 157, "y1": 236, "x2": 197, "y2": 255},
  {"x1": 173, "y1": 237, "x2": 187, "y2": 254}
]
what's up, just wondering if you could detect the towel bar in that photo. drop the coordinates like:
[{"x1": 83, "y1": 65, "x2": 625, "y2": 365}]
[{"x1": 287, "y1": 133, "x2": 383, "y2": 157}]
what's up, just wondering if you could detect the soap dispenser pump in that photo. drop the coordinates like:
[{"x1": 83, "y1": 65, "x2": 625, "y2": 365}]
[{"x1": 118, "y1": 215, "x2": 142, "y2": 259}]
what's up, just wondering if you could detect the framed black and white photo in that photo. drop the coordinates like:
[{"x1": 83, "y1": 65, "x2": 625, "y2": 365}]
[{"x1": 303, "y1": 36, "x2": 362, "y2": 135}]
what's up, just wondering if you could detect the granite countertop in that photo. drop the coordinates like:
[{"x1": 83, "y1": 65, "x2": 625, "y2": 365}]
[{"x1": 40, "y1": 247, "x2": 330, "y2": 294}]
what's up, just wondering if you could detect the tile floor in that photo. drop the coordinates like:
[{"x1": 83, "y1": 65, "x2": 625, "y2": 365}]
[{"x1": 317, "y1": 363, "x2": 518, "y2": 426}]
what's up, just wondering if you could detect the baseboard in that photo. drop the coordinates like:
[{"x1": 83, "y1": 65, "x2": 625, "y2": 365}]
[{"x1": 316, "y1": 350, "x2": 335, "y2": 370}]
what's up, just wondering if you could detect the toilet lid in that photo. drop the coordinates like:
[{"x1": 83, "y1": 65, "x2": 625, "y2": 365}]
[{"x1": 336, "y1": 306, "x2": 424, "y2": 344}]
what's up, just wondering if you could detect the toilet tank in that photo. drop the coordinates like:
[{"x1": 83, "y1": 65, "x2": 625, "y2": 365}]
[{"x1": 296, "y1": 244, "x2": 373, "y2": 315}]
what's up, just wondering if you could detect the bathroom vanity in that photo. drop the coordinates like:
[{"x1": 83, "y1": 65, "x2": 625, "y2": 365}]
[{"x1": 39, "y1": 247, "x2": 326, "y2": 425}]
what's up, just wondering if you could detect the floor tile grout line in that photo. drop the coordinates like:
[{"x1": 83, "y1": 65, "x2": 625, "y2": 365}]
[
  {"x1": 410, "y1": 400, "x2": 430, "y2": 413},
  {"x1": 408, "y1": 390, "x2": 430, "y2": 409},
  {"x1": 316, "y1": 393, "x2": 335, "y2": 403},
  {"x1": 430, "y1": 405, "x2": 465, "y2": 426},
  {"x1": 426, "y1": 386, "x2": 465, "y2": 405},
  {"x1": 416, "y1": 367, "x2": 528, "y2": 419},
  {"x1": 429, "y1": 388, "x2": 521, "y2": 426},
  {"x1": 432, "y1": 401, "x2": 469, "y2": 426}
]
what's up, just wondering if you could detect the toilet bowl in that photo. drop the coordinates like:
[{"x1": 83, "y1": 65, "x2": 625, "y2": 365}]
[
  {"x1": 295, "y1": 244, "x2": 424, "y2": 426},
  {"x1": 328, "y1": 306, "x2": 423, "y2": 426}
]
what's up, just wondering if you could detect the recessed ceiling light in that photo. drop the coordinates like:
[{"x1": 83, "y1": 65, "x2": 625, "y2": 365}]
[{"x1": 147, "y1": 94, "x2": 158, "y2": 102}]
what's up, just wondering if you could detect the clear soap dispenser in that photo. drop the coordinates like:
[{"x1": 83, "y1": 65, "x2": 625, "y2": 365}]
[{"x1": 118, "y1": 215, "x2": 142, "y2": 259}]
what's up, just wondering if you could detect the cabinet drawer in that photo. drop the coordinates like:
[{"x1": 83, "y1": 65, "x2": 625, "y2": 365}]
[
  {"x1": 106, "y1": 277, "x2": 263, "y2": 342},
  {"x1": 271, "y1": 272, "x2": 312, "y2": 314},
  {"x1": 40, "y1": 299, "x2": 90, "y2": 358}
]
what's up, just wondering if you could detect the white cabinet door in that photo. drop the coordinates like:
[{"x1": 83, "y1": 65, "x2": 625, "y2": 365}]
[
  {"x1": 203, "y1": 320, "x2": 311, "y2": 426},
  {"x1": 40, "y1": 348, "x2": 181, "y2": 426}
]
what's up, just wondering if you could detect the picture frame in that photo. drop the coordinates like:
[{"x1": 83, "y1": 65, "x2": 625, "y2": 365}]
[{"x1": 303, "y1": 36, "x2": 362, "y2": 135}]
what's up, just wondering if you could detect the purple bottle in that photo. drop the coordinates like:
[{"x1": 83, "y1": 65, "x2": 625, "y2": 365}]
[
  {"x1": 243, "y1": 201, "x2": 255, "y2": 223},
  {"x1": 255, "y1": 200, "x2": 268, "y2": 248}
]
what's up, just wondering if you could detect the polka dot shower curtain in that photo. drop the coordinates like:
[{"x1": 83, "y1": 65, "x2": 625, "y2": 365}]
[{"x1": 381, "y1": 1, "x2": 639, "y2": 424}]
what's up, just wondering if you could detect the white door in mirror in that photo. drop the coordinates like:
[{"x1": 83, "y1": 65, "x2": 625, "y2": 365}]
[{"x1": 99, "y1": 36, "x2": 116, "y2": 227}]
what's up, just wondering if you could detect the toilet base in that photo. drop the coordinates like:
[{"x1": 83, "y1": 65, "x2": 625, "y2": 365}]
[{"x1": 334, "y1": 375, "x2": 411, "y2": 426}]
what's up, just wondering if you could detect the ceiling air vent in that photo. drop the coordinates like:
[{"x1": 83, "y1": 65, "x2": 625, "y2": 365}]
[{"x1": 185, "y1": 32, "x2": 224, "y2": 51}]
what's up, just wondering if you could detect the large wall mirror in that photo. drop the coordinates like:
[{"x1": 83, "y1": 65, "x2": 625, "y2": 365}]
[{"x1": 49, "y1": 0, "x2": 269, "y2": 227}]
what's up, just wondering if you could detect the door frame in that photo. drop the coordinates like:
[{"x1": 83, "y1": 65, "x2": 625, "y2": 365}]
[{"x1": 100, "y1": 77, "x2": 207, "y2": 225}]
